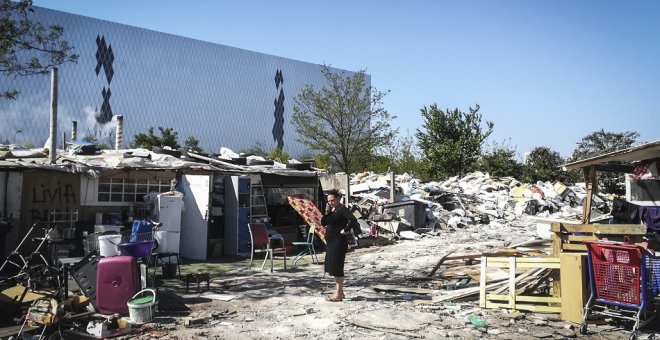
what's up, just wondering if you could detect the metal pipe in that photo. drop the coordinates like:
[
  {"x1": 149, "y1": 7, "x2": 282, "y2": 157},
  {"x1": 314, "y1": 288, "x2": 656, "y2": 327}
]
[
  {"x1": 49, "y1": 68, "x2": 58, "y2": 164},
  {"x1": 71, "y1": 121, "x2": 77, "y2": 141},
  {"x1": 115, "y1": 115, "x2": 123, "y2": 150}
]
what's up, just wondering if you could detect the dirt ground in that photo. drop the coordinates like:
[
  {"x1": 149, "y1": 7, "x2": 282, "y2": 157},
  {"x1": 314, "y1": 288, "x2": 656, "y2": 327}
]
[{"x1": 121, "y1": 218, "x2": 659, "y2": 340}]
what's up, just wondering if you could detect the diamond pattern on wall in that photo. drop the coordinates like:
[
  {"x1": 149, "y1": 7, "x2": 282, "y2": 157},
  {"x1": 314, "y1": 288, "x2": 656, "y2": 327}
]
[{"x1": 0, "y1": 7, "x2": 367, "y2": 156}]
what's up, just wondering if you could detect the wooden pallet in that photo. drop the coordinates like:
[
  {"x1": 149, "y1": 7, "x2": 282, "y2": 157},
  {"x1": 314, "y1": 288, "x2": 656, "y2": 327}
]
[
  {"x1": 479, "y1": 256, "x2": 561, "y2": 313},
  {"x1": 550, "y1": 222, "x2": 647, "y2": 255}
]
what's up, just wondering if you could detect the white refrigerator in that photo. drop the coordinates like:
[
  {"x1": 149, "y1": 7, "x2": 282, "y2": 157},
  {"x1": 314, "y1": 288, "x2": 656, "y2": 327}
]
[{"x1": 155, "y1": 193, "x2": 183, "y2": 254}]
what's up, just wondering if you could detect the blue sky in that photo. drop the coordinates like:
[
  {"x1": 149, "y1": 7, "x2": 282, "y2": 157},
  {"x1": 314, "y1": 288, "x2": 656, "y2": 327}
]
[{"x1": 33, "y1": 0, "x2": 660, "y2": 159}]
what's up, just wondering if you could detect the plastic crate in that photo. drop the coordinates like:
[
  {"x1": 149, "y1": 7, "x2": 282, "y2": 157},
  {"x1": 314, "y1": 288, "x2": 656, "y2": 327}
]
[
  {"x1": 83, "y1": 232, "x2": 102, "y2": 255},
  {"x1": 645, "y1": 252, "x2": 660, "y2": 297},
  {"x1": 586, "y1": 242, "x2": 659, "y2": 306},
  {"x1": 121, "y1": 231, "x2": 153, "y2": 243}
]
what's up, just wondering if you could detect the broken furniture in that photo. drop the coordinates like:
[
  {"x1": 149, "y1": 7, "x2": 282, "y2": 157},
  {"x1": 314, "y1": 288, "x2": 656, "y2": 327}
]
[
  {"x1": 247, "y1": 223, "x2": 287, "y2": 272},
  {"x1": 580, "y1": 241, "x2": 660, "y2": 340},
  {"x1": 382, "y1": 200, "x2": 427, "y2": 229},
  {"x1": 478, "y1": 256, "x2": 561, "y2": 313},
  {"x1": 291, "y1": 225, "x2": 318, "y2": 265},
  {"x1": 185, "y1": 273, "x2": 210, "y2": 293},
  {"x1": 1, "y1": 223, "x2": 63, "y2": 293},
  {"x1": 551, "y1": 222, "x2": 648, "y2": 255},
  {"x1": 560, "y1": 252, "x2": 590, "y2": 323},
  {"x1": 69, "y1": 251, "x2": 101, "y2": 308}
]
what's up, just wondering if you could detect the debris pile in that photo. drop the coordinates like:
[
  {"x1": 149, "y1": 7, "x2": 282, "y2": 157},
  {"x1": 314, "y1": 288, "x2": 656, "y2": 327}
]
[{"x1": 349, "y1": 171, "x2": 613, "y2": 236}]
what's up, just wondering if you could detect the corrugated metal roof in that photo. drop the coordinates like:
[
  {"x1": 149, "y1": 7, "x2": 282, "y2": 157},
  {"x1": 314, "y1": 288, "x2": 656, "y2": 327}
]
[
  {"x1": 0, "y1": 148, "x2": 322, "y2": 177},
  {"x1": 562, "y1": 140, "x2": 660, "y2": 171}
]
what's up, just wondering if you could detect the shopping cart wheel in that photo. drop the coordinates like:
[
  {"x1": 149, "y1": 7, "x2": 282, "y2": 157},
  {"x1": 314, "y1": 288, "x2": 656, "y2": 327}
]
[{"x1": 579, "y1": 323, "x2": 588, "y2": 335}]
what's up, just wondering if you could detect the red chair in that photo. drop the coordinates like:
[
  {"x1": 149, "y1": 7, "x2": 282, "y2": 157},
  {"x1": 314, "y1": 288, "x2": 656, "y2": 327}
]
[{"x1": 248, "y1": 223, "x2": 287, "y2": 272}]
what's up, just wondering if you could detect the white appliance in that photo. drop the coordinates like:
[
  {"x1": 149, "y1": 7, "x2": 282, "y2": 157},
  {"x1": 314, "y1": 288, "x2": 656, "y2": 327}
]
[
  {"x1": 156, "y1": 193, "x2": 183, "y2": 232},
  {"x1": 154, "y1": 230, "x2": 181, "y2": 254},
  {"x1": 180, "y1": 174, "x2": 210, "y2": 260}
]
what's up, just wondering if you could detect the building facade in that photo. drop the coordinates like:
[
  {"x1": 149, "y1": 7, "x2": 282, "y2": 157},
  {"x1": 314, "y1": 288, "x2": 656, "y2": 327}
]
[{"x1": 0, "y1": 7, "x2": 366, "y2": 156}]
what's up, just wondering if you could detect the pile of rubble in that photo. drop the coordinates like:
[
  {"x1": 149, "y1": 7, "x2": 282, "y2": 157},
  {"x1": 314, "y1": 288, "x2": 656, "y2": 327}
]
[{"x1": 349, "y1": 171, "x2": 612, "y2": 235}]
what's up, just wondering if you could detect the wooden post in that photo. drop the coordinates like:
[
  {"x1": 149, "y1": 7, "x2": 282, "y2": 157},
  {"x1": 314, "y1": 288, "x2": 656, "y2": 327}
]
[
  {"x1": 581, "y1": 166, "x2": 597, "y2": 224},
  {"x1": 389, "y1": 172, "x2": 395, "y2": 202}
]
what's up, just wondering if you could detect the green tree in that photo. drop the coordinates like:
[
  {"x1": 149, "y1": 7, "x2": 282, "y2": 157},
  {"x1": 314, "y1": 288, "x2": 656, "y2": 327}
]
[
  {"x1": 571, "y1": 129, "x2": 639, "y2": 161},
  {"x1": 298, "y1": 152, "x2": 332, "y2": 171},
  {"x1": 569, "y1": 129, "x2": 639, "y2": 193},
  {"x1": 523, "y1": 146, "x2": 565, "y2": 183},
  {"x1": 268, "y1": 147, "x2": 289, "y2": 163},
  {"x1": 183, "y1": 136, "x2": 204, "y2": 154},
  {"x1": 129, "y1": 127, "x2": 180, "y2": 149},
  {"x1": 1, "y1": 0, "x2": 78, "y2": 99},
  {"x1": 416, "y1": 104, "x2": 493, "y2": 179},
  {"x1": 475, "y1": 140, "x2": 523, "y2": 178},
  {"x1": 292, "y1": 65, "x2": 397, "y2": 174},
  {"x1": 240, "y1": 142, "x2": 268, "y2": 158},
  {"x1": 368, "y1": 133, "x2": 429, "y2": 178}
]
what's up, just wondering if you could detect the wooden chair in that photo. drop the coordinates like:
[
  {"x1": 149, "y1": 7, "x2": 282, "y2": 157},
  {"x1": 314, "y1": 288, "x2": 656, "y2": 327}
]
[{"x1": 247, "y1": 223, "x2": 287, "y2": 272}]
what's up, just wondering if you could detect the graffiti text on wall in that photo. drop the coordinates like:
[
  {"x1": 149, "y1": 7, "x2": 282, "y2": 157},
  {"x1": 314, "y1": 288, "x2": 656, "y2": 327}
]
[{"x1": 31, "y1": 183, "x2": 77, "y2": 205}]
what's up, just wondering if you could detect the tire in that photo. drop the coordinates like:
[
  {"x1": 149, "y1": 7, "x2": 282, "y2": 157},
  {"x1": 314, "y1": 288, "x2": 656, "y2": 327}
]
[{"x1": 579, "y1": 323, "x2": 588, "y2": 335}]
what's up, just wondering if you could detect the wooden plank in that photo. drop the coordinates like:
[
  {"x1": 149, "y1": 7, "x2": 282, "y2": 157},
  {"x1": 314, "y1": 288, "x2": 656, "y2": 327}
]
[
  {"x1": 435, "y1": 280, "x2": 507, "y2": 302},
  {"x1": 485, "y1": 257, "x2": 560, "y2": 264},
  {"x1": 479, "y1": 257, "x2": 486, "y2": 308},
  {"x1": 508, "y1": 257, "x2": 516, "y2": 309},
  {"x1": 492, "y1": 268, "x2": 540, "y2": 295},
  {"x1": 550, "y1": 223, "x2": 647, "y2": 235},
  {"x1": 488, "y1": 257, "x2": 560, "y2": 268},
  {"x1": 484, "y1": 301, "x2": 561, "y2": 313},
  {"x1": 480, "y1": 256, "x2": 561, "y2": 313},
  {"x1": 562, "y1": 244, "x2": 587, "y2": 251},
  {"x1": 484, "y1": 262, "x2": 558, "y2": 268},
  {"x1": 0, "y1": 325, "x2": 39, "y2": 338},
  {"x1": 427, "y1": 249, "x2": 536, "y2": 277},
  {"x1": 566, "y1": 235, "x2": 596, "y2": 242},
  {"x1": 372, "y1": 285, "x2": 433, "y2": 295},
  {"x1": 551, "y1": 232, "x2": 561, "y2": 258},
  {"x1": 560, "y1": 252, "x2": 589, "y2": 323},
  {"x1": 516, "y1": 269, "x2": 552, "y2": 295},
  {"x1": 486, "y1": 294, "x2": 561, "y2": 303}
]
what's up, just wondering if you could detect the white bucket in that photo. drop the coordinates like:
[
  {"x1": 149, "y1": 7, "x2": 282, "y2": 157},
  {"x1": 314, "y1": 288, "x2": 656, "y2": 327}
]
[
  {"x1": 98, "y1": 235, "x2": 121, "y2": 257},
  {"x1": 127, "y1": 289, "x2": 156, "y2": 324}
]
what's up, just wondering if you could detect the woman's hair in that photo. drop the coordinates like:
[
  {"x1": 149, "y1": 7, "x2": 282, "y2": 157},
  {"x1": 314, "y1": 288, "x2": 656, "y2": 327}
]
[{"x1": 327, "y1": 188, "x2": 342, "y2": 198}]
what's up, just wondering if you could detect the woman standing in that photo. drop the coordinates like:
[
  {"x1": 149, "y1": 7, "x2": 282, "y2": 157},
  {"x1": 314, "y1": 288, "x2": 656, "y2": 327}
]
[{"x1": 322, "y1": 189, "x2": 357, "y2": 302}]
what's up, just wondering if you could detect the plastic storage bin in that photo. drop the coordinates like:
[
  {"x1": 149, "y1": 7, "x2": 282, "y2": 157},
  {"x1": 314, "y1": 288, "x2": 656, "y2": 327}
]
[{"x1": 96, "y1": 256, "x2": 138, "y2": 314}]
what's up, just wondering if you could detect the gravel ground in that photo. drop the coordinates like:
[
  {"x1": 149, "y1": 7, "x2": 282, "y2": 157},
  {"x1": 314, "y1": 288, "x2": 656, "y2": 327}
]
[{"x1": 123, "y1": 218, "x2": 659, "y2": 340}]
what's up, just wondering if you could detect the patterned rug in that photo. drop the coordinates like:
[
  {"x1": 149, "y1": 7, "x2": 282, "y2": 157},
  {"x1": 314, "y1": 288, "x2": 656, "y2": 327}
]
[{"x1": 287, "y1": 194, "x2": 326, "y2": 244}]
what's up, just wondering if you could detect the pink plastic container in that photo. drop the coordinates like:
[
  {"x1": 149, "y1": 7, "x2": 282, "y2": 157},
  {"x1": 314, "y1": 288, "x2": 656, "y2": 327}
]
[{"x1": 96, "y1": 256, "x2": 138, "y2": 314}]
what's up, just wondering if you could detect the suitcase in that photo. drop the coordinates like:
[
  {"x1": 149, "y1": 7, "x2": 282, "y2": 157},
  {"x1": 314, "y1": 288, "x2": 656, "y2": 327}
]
[{"x1": 96, "y1": 256, "x2": 138, "y2": 314}]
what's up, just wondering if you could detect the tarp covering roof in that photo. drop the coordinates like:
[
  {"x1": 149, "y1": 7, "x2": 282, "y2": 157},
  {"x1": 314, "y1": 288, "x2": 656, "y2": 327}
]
[
  {"x1": 562, "y1": 140, "x2": 660, "y2": 171},
  {"x1": 0, "y1": 147, "x2": 321, "y2": 177}
]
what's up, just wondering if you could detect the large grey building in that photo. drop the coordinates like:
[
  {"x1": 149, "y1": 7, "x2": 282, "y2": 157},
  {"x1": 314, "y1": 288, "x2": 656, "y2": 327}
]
[{"x1": 1, "y1": 6, "x2": 365, "y2": 156}]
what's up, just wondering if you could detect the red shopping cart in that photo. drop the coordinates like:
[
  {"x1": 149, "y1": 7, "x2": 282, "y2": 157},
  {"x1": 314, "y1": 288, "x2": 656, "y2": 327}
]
[{"x1": 580, "y1": 241, "x2": 660, "y2": 340}]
